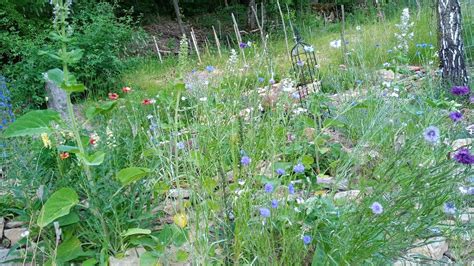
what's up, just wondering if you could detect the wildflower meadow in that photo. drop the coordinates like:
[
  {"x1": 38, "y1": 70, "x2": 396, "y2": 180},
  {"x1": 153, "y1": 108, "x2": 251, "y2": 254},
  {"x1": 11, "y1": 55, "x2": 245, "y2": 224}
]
[{"x1": 0, "y1": 0, "x2": 473, "y2": 265}]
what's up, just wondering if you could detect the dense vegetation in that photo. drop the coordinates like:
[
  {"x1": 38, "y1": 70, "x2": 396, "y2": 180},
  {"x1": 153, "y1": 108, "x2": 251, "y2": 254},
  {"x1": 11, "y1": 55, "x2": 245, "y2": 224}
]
[{"x1": 0, "y1": 0, "x2": 473, "y2": 265}]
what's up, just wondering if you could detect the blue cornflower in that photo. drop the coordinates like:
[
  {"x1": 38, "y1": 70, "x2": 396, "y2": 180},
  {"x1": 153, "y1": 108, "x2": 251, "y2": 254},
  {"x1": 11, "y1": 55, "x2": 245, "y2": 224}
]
[
  {"x1": 297, "y1": 60, "x2": 304, "y2": 67},
  {"x1": 423, "y1": 126, "x2": 440, "y2": 144},
  {"x1": 239, "y1": 42, "x2": 248, "y2": 48},
  {"x1": 449, "y1": 111, "x2": 463, "y2": 122},
  {"x1": 177, "y1": 142, "x2": 185, "y2": 150},
  {"x1": 271, "y1": 199, "x2": 278, "y2": 208},
  {"x1": 258, "y1": 77, "x2": 265, "y2": 83},
  {"x1": 370, "y1": 202, "x2": 383, "y2": 215},
  {"x1": 264, "y1": 183, "x2": 273, "y2": 193},
  {"x1": 260, "y1": 207, "x2": 271, "y2": 218},
  {"x1": 276, "y1": 168, "x2": 285, "y2": 175},
  {"x1": 303, "y1": 46, "x2": 314, "y2": 52},
  {"x1": 241, "y1": 156, "x2": 251, "y2": 166},
  {"x1": 206, "y1": 66, "x2": 215, "y2": 72},
  {"x1": 302, "y1": 235, "x2": 312, "y2": 245},
  {"x1": 450, "y1": 86, "x2": 470, "y2": 96},
  {"x1": 269, "y1": 78, "x2": 275, "y2": 85},
  {"x1": 292, "y1": 92, "x2": 300, "y2": 99},
  {"x1": 443, "y1": 202, "x2": 456, "y2": 214},
  {"x1": 387, "y1": 49, "x2": 393, "y2": 53},
  {"x1": 293, "y1": 163, "x2": 305, "y2": 174},
  {"x1": 288, "y1": 183, "x2": 295, "y2": 194}
]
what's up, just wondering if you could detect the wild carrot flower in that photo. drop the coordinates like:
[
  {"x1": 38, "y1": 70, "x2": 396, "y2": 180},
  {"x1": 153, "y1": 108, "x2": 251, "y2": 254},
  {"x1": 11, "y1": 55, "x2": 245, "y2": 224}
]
[
  {"x1": 271, "y1": 199, "x2": 278, "y2": 208},
  {"x1": 108, "y1": 93, "x2": 119, "y2": 100},
  {"x1": 241, "y1": 156, "x2": 251, "y2": 166},
  {"x1": 443, "y1": 202, "x2": 456, "y2": 214},
  {"x1": 288, "y1": 183, "x2": 295, "y2": 194},
  {"x1": 453, "y1": 148, "x2": 474, "y2": 165},
  {"x1": 59, "y1": 152, "x2": 69, "y2": 160},
  {"x1": 423, "y1": 126, "x2": 440, "y2": 144},
  {"x1": 276, "y1": 168, "x2": 285, "y2": 175},
  {"x1": 122, "y1": 86, "x2": 132, "y2": 93},
  {"x1": 449, "y1": 111, "x2": 463, "y2": 122},
  {"x1": 293, "y1": 163, "x2": 305, "y2": 174},
  {"x1": 259, "y1": 207, "x2": 271, "y2": 218},
  {"x1": 302, "y1": 235, "x2": 312, "y2": 245},
  {"x1": 371, "y1": 202, "x2": 383, "y2": 215},
  {"x1": 450, "y1": 86, "x2": 470, "y2": 96},
  {"x1": 264, "y1": 183, "x2": 273, "y2": 193}
]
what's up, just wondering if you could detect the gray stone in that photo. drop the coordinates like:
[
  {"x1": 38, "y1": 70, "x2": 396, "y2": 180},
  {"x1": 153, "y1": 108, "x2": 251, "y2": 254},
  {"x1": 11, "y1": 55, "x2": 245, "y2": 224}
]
[
  {"x1": 334, "y1": 190, "x2": 360, "y2": 201},
  {"x1": 109, "y1": 247, "x2": 146, "y2": 266},
  {"x1": 0, "y1": 217, "x2": 4, "y2": 239},
  {"x1": 5, "y1": 221, "x2": 25, "y2": 229},
  {"x1": 4, "y1": 228, "x2": 27, "y2": 246},
  {"x1": 45, "y1": 80, "x2": 68, "y2": 121},
  {"x1": 169, "y1": 189, "x2": 190, "y2": 199},
  {"x1": 408, "y1": 237, "x2": 448, "y2": 260}
]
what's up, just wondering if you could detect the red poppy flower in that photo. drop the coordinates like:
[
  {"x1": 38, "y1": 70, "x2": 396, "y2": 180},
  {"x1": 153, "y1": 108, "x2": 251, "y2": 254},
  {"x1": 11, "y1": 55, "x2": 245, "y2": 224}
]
[
  {"x1": 59, "y1": 152, "x2": 70, "y2": 160},
  {"x1": 122, "y1": 86, "x2": 132, "y2": 93},
  {"x1": 108, "y1": 93, "x2": 119, "y2": 100},
  {"x1": 142, "y1": 99, "x2": 152, "y2": 105}
]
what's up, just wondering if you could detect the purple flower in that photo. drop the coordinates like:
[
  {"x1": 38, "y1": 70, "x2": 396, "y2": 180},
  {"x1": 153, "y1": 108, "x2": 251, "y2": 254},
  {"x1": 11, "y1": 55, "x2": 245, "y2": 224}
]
[
  {"x1": 288, "y1": 183, "x2": 295, "y2": 194},
  {"x1": 239, "y1": 42, "x2": 248, "y2": 48},
  {"x1": 371, "y1": 202, "x2": 383, "y2": 215},
  {"x1": 259, "y1": 207, "x2": 271, "y2": 218},
  {"x1": 296, "y1": 60, "x2": 304, "y2": 67},
  {"x1": 258, "y1": 77, "x2": 265, "y2": 83},
  {"x1": 271, "y1": 199, "x2": 278, "y2": 208},
  {"x1": 241, "y1": 156, "x2": 251, "y2": 166},
  {"x1": 453, "y1": 148, "x2": 474, "y2": 165},
  {"x1": 450, "y1": 86, "x2": 470, "y2": 96},
  {"x1": 443, "y1": 202, "x2": 456, "y2": 214},
  {"x1": 302, "y1": 235, "x2": 312, "y2": 245},
  {"x1": 470, "y1": 96, "x2": 474, "y2": 104},
  {"x1": 449, "y1": 111, "x2": 463, "y2": 122},
  {"x1": 276, "y1": 168, "x2": 285, "y2": 175},
  {"x1": 293, "y1": 163, "x2": 305, "y2": 174},
  {"x1": 423, "y1": 126, "x2": 440, "y2": 144},
  {"x1": 269, "y1": 78, "x2": 275, "y2": 85},
  {"x1": 264, "y1": 183, "x2": 274, "y2": 193},
  {"x1": 206, "y1": 65, "x2": 215, "y2": 72}
]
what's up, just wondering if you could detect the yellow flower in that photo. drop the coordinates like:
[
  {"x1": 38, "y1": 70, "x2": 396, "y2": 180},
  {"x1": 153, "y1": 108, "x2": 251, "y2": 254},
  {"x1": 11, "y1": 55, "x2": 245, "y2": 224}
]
[
  {"x1": 41, "y1": 133, "x2": 52, "y2": 149},
  {"x1": 173, "y1": 212, "x2": 188, "y2": 228}
]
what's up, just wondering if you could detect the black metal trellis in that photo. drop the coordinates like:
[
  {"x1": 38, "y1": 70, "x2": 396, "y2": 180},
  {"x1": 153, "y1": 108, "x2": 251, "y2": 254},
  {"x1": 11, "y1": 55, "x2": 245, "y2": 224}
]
[{"x1": 291, "y1": 29, "x2": 319, "y2": 107}]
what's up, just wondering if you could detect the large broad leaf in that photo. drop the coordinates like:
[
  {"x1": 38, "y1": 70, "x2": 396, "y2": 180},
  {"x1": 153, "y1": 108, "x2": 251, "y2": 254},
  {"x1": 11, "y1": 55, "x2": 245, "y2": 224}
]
[
  {"x1": 121, "y1": 228, "x2": 152, "y2": 237},
  {"x1": 61, "y1": 82, "x2": 86, "y2": 93},
  {"x1": 3, "y1": 110, "x2": 61, "y2": 138},
  {"x1": 85, "y1": 101, "x2": 117, "y2": 120},
  {"x1": 56, "y1": 236, "x2": 84, "y2": 263},
  {"x1": 37, "y1": 188, "x2": 79, "y2": 228},
  {"x1": 140, "y1": 252, "x2": 159, "y2": 266},
  {"x1": 44, "y1": 68, "x2": 64, "y2": 86},
  {"x1": 116, "y1": 167, "x2": 151, "y2": 186},
  {"x1": 76, "y1": 151, "x2": 105, "y2": 166}
]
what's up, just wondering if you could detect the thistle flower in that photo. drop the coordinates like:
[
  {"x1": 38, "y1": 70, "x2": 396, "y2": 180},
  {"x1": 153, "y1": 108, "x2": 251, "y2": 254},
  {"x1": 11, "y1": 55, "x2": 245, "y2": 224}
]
[
  {"x1": 276, "y1": 168, "x2": 285, "y2": 175},
  {"x1": 108, "y1": 93, "x2": 119, "y2": 100},
  {"x1": 293, "y1": 163, "x2": 305, "y2": 173},
  {"x1": 271, "y1": 199, "x2": 278, "y2": 208},
  {"x1": 450, "y1": 86, "x2": 470, "y2": 96},
  {"x1": 264, "y1": 183, "x2": 273, "y2": 193},
  {"x1": 302, "y1": 235, "x2": 312, "y2": 245},
  {"x1": 423, "y1": 126, "x2": 440, "y2": 144},
  {"x1": 443, "y1": 202, "x2": 456, "y2": 215},
  {"x1": 288, "y1": 183, "x2": 295, "y2": 194},
  {"x1": 453, "y1": 148, "x2": 474, "y2": 165},
  {"x1": 241, "y1": 156, "x2": 251, "y2": 166},
  {"x1": 371, "y1": 202, "x2": 383, "y2": 215},
  {"x1": 449, "y1": 111, "x2": 463, "y2": 122},
  {"x1": 259, "y1": 207, "x2": 271, "y2": 218}
]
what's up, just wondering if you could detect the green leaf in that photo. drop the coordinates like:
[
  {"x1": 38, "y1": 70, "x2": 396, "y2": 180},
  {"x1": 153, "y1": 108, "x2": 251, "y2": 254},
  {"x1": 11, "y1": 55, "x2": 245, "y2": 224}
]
[
  {"x1": 82, "y1": 258, "x2": 98, "y2": 266},
  {"x1": 76, "y1": 151, "x2": 105, "y2": 166},
  {"x1": 61, "y1": 82, "x2": 86, "y2": 93},
  {"x1": 116, "y1": 167, "x2": 151, "y2": 186},
  {"x1": 58, "y1": 145, "x2": 80, "y2": 153},
  {"x1": 55, "y1": 211, "x2": 80, "y2": 227},
  {"x1": 302, "y1": 155, "x2": 314, "y2": 167},
  {"x1": 202, "y1": 177, "x2": 217, "y2": 193},
  {"x1": 37, "y1": 188, "x2": 79, "y2": 228},
  {"x1": 56, "y1": 236, "x2": 84, "y2": 263},
  {"x1": 121, "y1": 228, "x2": 152, "y2": 237},
  {"x1": 85, "y1": 101, "x2": 117, "y2": 120},
  {"x1": 176, "y1": 249, "x2": 189, "y2": 262},
  {"x1": 44, "y1": 68, "x2": 64, "y2": 86},
  {"x1": 3, "y1": 110, "x2": 61, "y2": 138},
  {"x1": 140, "y1": 252, "x2": 159, "y2": 266},
  {"x1": 153, "y1": 181, "x2": 170, "y2": 195}
]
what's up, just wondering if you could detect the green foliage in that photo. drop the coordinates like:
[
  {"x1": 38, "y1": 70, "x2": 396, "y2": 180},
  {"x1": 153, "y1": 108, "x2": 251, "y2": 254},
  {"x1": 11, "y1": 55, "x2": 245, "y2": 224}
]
[
  {"x1": 37, "y1": 187, "x2": 79, "y2": 228},
  {"x1": 3, "y1": 110, "x2": 61, "y2": 138}
]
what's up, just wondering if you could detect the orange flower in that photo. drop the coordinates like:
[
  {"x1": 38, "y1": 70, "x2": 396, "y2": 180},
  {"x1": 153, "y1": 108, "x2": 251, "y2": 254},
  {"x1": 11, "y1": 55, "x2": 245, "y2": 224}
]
[
  {"x1": 122, "y1": 86, "x2": 132, "y2": 93},
  {"x1": 108, "y1": 93, "x2": 119, "y2": 100},
  {"x1": 59, "y1": 152, "x2": 70, "y2": 160}
]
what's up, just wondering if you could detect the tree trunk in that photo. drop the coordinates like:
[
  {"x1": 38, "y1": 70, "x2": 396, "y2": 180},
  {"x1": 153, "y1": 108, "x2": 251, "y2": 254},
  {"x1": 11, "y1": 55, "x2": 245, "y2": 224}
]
[
  {"x1": 172, "y1": 0, "x2": 186, "y2": 36},
  {"x1": 247, "y1": 0, "x2": 257, "y2": 30},
  {"x1": 437, "y1": 0, "x2": 469, "y2": 86}
]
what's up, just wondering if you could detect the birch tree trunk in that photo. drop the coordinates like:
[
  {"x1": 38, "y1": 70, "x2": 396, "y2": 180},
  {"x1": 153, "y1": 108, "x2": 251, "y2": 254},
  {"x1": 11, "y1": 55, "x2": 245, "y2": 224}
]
[{"x1": 437, "y1": 0, "x2": 469, "y2": 86}]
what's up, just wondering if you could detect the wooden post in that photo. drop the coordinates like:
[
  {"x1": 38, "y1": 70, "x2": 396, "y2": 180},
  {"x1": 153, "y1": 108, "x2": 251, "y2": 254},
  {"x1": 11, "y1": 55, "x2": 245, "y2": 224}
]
[
  {"x1": 212, "y1": 26, "x2": 222, "y2": 58},
  {"x1": 276, "y1": 0, "x2": 290, "y2": 60},
  {"x1": 231, "y1": 13, "x2": 246, "y2": 64},
  {"x1": 152, "y1": 36, "x2": 163, "y2": 63},
  {"x1": 340, "y1": 5, "x2": 349, "y2": 66},
  {"x1": 190, "y1": 28, "x2": 202, "y2": 64}
]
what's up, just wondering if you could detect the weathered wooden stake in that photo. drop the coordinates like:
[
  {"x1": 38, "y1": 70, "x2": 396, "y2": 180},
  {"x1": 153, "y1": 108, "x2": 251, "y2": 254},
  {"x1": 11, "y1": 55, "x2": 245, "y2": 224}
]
[
  {"x1": 212, "y1": 26, "x2": 222, "y2": 58},
  {"x1": 340, "y1": 5, "x2": 349, "y2": 66},
  {"x1": 152, "y1": 36, "x2": 163, "y2": 63},
  {"x1": 231, "y1": 13, "x2": 246, "y2": 64},
  {"x1": 276, "y1": 0, "x2": 290, "y2": 60},
  {"x1": 190, "y1": 28, "x2": 202, "y2": 64}
]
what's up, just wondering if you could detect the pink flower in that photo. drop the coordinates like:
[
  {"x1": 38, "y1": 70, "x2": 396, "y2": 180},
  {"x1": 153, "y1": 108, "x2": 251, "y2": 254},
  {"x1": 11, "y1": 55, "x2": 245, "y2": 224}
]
[
  {"x1": 122, "y1": 86, "x2": 132, "y2": 93},
  {"x1": 108, "y1": 93, "x2": 119, "y2": 100}
]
